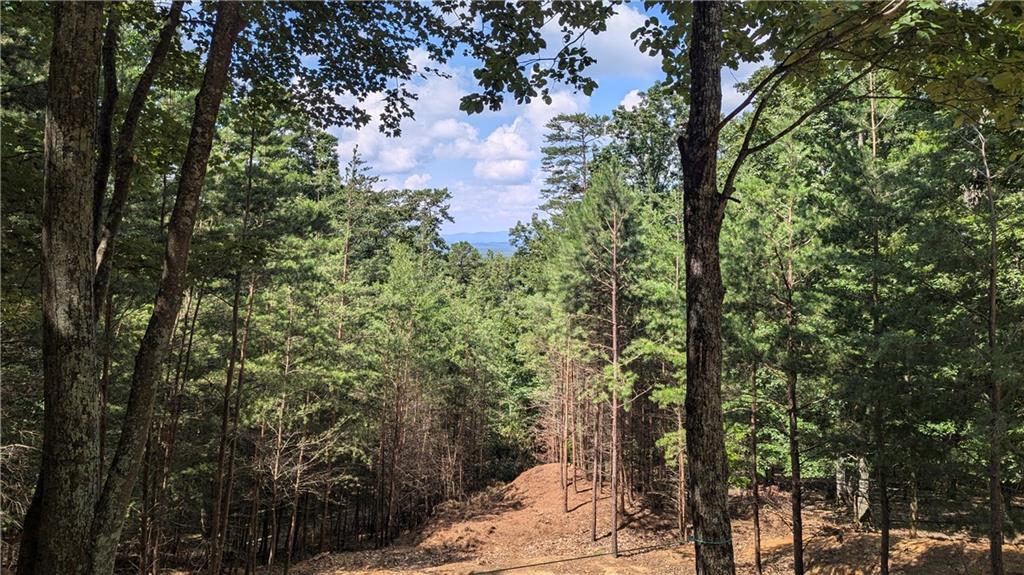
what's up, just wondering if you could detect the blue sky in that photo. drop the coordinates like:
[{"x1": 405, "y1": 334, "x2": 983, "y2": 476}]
[{"x1": 330, "y1": 4, "x2": 759, "y2": 235}]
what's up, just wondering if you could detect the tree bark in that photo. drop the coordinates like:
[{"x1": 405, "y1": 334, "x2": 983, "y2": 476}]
[
  {"x1": 246, "y1": 421, "x2": 266, "y2": 575},
  {"x1": 591, "y1": 403, "x2": 601, "y2": 542},
  {"x1": 565, "y1": 349, "x2": 573, "y2": 515},
  {"x1": 975, "y1": 127, "x2": 1004, "y2": 575},
  {"x1": 89, "y1": 5, "x2": 245, "y2": 573},
  {"x1": 609, "y1": 210, "x2": 622, "y2": 558},
  {"x1": 751, "y1": 360, "x2": 763, "y2": 575},
  {"x1": 677, "y1": 407, "x2": 687, "y2": 541},
  {"x1": 98, "y1": 287, "x2": 115, "y2": 487},
  {"x1": 93, "y1": 1, "x2": 184, "y2": 309},
  {"x1": 866, "y1": 76, "x2": 891, "y2": 575},
  {"x1": 268, "y1": 398, "x2": 286, "y2": 569},
  {"x1": 781, "y1": 193, "x2": 805, "y2": 575},
  {"x1": 875, "y1": 412, "x2": 890, "y2": 575},
  {"x1": 217, "y1": 276, "x2": 257, "y2": 572},
  {"x1": 93, "y1": 8, "x2": 118, "y2": 246},
  {"x1": 152, "y1": 288, "x2": 203, "y2": 575},
  {"x1": 678, "y1": 3, "x2": 736, "y2": 574},
  {"x1": 20, "y1": 5, "x2": 105, "y2": 574},
  {"x1": 210, "y1": 144, "x2": 256, "y2": 572}
]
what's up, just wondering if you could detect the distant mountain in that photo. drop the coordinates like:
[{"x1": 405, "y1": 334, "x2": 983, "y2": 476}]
[{"x1": 443, "y1": 231, "x2": 515, "y2": 256}]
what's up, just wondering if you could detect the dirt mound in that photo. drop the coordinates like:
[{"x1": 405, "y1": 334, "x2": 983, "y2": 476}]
[{"x1": 291, "y1": 464, "x2": 1024, "y2": 575}]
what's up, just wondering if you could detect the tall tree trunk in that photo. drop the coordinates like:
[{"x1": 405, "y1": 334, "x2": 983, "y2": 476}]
[
  {"x1": 246, "y1": 422, "x2": 266, "y2": 575},
  {"x1": 283, "y1": 395, "x2": 310, "y2": 575},
  {"x1": 975, "y1": 126, "x2": 1004, "y2": 575},
  {"x1": 153, "y1": 288, "x2": 203, "y2": 575},
  {"x1": 209, "y1": 275, "x2": 244, "y2": 574},
  {"x1": 866, "y1": 75, "x2": 891, "y2": 575},
  {"x1": 609, "y1": 213, "x2": 621, "y2": 559},
  {"x1": 18, "y1": 4, "x2": 104, "y2": 575},
  {"x1": 676, "y1": 407, "x2": 687, "y2": 541},
  {"x1": 210, "y1": 134, "x2": 256, "y2": 573},
  {"x1": 89, "y1": 6, "x2": 245, "y2": 573},
  {"x1": 140, "y1": 437, "x2": 153, "y2": 575},
  {"x1": 782, "y1": 193, "x2": 804, "y2": 575},
  {"x1": 750, "y1": 360, "x2": 763, "y2": 575},
  {"x1": 561, "y1": 348, "x2": 569, "y2": 514},
  {"x1": 678, "y1": 3, "x2": 736, "y2": 573},
  {"x1": 610, "y1": 392, "x2": 619, "y2": 558},
  {"x1": 591, "y1": 403, "x2": 601, "y2": 542},
  {"x1": 218, "y1": 277, "x2": 257, "y2": 570},
  {"x1": 875, "y1": 411, "x2": 890, "y2": 575},
  {"x1": 93, "y1": 8, "x2": 118, "y2": 246},
  {"x1": 673, "y1": 200, "x2": 687, "y2": 543},
  {"x1": 98, "y1": 287, "x2": 115, "y2": 487},
  {"x1": 93, "y1": 1, "x2": 184, "y2": 308},
  {"x1": 267, "y1": 398, "x2": 286, "y2": 569}
]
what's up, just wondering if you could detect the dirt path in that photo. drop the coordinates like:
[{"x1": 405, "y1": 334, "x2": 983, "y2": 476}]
[{"x1": 286, "y1": 464, "x2": 1024, "y2": 575}]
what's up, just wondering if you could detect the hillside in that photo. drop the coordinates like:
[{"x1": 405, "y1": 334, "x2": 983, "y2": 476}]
[
  {"x1": 287, "y1": 464, "x2": 1023, "y2": 575},
  {"x1": 442, "y1": 232, "x2": 515, "y2": 256}
]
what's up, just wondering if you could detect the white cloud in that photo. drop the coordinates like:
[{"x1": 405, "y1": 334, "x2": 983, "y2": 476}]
[
  {"x1": 375, "y1": 145, "x2": 418, "y2": 173},
  {"x1": 429, "y1": 118, "x2": 477, "y2": 140},
  {"x1": 333, "y1": 56, "x2": 470, "y2": 176},
  {"x1": 584, "y1": 5, "x2": 661, "y2": 79},
  {"x1": 473, "y1": 159, "x2": 530, "y2": 183},
  {"x1": 478, "y1": 122, "x2": 532, "y2": 160},
  {"x1": 403, "y1": 173, "x2": 432, "y2": 188},
  {"x1": 539, "y1": 4, "x2": 660, "y2": 82},
  {"x1": 524, "y1": 91, "x2": 585, "y2": 132},
  {"x1": 619, "y1": 89, "x2": 643, "y2": 111}
]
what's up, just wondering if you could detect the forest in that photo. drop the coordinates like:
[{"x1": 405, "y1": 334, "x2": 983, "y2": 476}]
[{"x1": 0, "y1": 1, "x2": 1022, "y2": 575}]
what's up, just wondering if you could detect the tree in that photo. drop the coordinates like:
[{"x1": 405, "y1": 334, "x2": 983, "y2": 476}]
[
  {"x1": 540, "y1": 113, "x2": 607, "y2": 214},
  {"x1": 623, "y1": 3, "x2": 1023, "y2": 572},
  {"x1": 28, "y1": 5, "x2": 104, "y2": 575},
  {"x1": 561, "y1": 164, "x2": 639, "y2": 557},
  {"x1": 21, "y1": 1, "x2": 625, "y2": 570}
]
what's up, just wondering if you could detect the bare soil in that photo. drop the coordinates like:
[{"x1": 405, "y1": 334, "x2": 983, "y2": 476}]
[{"x1": 286, "y1": 463, "x2": 1024, "y2": 575}]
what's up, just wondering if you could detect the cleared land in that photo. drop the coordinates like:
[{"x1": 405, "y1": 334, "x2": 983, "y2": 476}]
[{"x1": 284, "y1": 464, "x2": 1024, "y2": 575}]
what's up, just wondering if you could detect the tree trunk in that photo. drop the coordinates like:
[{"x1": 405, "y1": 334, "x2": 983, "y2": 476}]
[
  {"x1": 152, "y1": 288, "x2": 202, "y2": 575},
  {"x1": 18, "y1": 4, "x2": 104, "y2": 575},
  {"x1": 209, "y1": 273, "x2": 245, "y2": 574},
  {"x1": 909, "y1": 473, "x2": 918, "y2": 537},
  {"x1": 565, "y1": 349, "x2": 573, "y2": 515},
  {"x1": 210, "y1": 143, "x2": 256, "y2": 573},
  {"x1": 785, "y1": 368, "x2": 803, "y2": 573},
  {"x1": 609, "y1": 212, "x2": 621, "y2": 559},
  {"x1": 610, "y1": 391, "x2": 619, "y2": 558},
  {"x1": 140, "y1": 437, "x2": 153, "y2": 575},
  {"x1": 267, "y1": 398, "x2": 288, "y2": 567},
  {"x1": 571, "y1": 363, "x2": 580, "y2": 494},
  {"x1": 976, "y1": 127, "x2": 1004, "y2": 575},
  {"x1": 677, "y1": 407, "x2": 687, "y2": 541},
  {"x1": 93, "y1": 8, "x2": 118, "y2": 246},
  {"x1": 93, "y1": 1, "x2": 184, "y2": 308},
  {"x1": 283, "y1": 399, "x2": 309, "y2": 575},
  {"x1": 218, "y1": 276, "x2": 257, "y2": 572},
  {"x1": 751, "y1": 360, "x2": 763, "y2": 575},
  {"x1": 867, "y1": 79, "x2": 890, "y2": 575},
  {"x1": 856, "y1": 457, "x2": 870, "y2": 526},
  {"x1": 98, "y1": 287, "x2": 114, "y2": 487},
  {"x1": 89, "y1": 6, "x2": 245, "y2": 573},
  {"x1": 591, "y1": 403, "x2": 601, "y2": 542},
  {"x1": 876, "y1": 420, "x2": 890, "y2": 575},
  {"x1": 246, "y1": 422, "x2": 265, "y2": 575},
  {"x1": 678, "y1": 3, "x2": 736, "y2": 573},
  {"x1": 783, "y1": 193, "x2": 805, "y2": 575}
]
